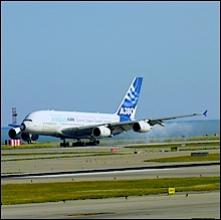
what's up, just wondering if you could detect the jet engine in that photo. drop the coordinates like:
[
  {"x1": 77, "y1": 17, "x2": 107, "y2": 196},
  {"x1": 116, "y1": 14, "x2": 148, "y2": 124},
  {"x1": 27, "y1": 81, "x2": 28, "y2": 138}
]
[
  {"x1": 21, "y1": 132, "x2": 39, "y2": 142},
  {"x1": 21, "y1": 132, "x2": 31, "y2": 142},
  {"x1": 8, "y1": 127, "x2": 21, "y2": 139},
  {"x1": 133, "y1": 121, "x2": 152, "y2": 133},
  {"x1": 31, "y1": 134, "x2": 39, "y2": 141},
  {"x1": 92, "y1": 126, "x2": 111, "y2": 137}
]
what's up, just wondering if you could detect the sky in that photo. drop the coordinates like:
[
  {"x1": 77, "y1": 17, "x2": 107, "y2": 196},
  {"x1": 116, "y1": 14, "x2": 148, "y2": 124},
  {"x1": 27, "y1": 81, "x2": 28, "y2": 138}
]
[{"x1": 1, "y1": 1, "x2": 220, "y2": 126}]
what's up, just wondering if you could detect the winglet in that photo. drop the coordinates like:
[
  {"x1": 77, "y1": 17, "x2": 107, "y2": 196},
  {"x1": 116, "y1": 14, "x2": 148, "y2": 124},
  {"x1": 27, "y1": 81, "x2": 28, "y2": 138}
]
[{"x1": 203, "y1": 110, "x2": 208, "y2": 117}]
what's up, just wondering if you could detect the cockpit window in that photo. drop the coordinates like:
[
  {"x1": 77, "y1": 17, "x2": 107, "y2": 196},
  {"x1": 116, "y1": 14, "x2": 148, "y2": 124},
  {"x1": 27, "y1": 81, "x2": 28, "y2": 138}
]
[
  {"x1": 25, "y1": 113, "x2": 31, "y2": 118},
  {"x1": 24, "y1": 113, "x2": 33, "y2": 122},
  {"x1": 23, "y1": 119, "x2": 32, "y2": 122}
]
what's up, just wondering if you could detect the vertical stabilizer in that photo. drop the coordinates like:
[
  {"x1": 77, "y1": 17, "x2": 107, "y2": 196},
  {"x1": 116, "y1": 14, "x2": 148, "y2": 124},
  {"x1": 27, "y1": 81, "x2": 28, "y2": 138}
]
[{"x1": 116, "y1": 77, "x2": 143, "y2": 121}]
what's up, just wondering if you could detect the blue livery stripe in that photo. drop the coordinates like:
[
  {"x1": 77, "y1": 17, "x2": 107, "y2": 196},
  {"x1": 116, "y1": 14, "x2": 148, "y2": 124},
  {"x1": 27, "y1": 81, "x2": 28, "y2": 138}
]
[{"x1": 116, "y1": 77, "x2": 143, "y2": 121}]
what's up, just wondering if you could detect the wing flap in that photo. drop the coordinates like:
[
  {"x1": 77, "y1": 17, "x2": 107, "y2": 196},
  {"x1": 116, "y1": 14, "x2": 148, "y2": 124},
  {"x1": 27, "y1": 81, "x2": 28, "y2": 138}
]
[
  {"x1": 147, "y1": 112, "x2": 202, "y2": 126},
  {"x1": 61, "y1": 111, "x2": 204, "y2": 139},
  {"x1": 61, "y1": 121, "x2": 136, "y2": 138},
  {"x1": 61, "y1": 125, "x2": 95, "y2": 138}
]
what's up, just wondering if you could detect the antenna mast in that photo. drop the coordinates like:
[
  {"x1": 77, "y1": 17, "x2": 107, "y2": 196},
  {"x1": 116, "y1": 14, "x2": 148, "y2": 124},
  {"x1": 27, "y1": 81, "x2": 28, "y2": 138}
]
[{"x1": 12, "y1": 107, "x2": 17, "y2": 125}]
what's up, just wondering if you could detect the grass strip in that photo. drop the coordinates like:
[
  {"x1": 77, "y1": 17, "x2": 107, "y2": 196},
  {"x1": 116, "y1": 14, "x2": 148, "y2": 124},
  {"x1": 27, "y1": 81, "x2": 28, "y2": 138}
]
[
  {"x1": 1, "y1": 151, "x2": 120, "y2": 156},
  {"x1": 1, "y1": 153, "x2": 126, "y2": 162},
  {"x1": 162, "y1": 136, "x2": 220, "y2": 142},
  {"x1": 179, "y1": 146, "x2": 220, "y2": 151},
  {"x1": 1, "y1": 143, "x2": 57, "y2": 150},
  {"x1": 1, "y1": 136, "x2": 219, "y2": 150},
  {"x1": 1, "y1": 176, "x2": 220, "y2": 205},
  {"x1": 144, "y1": 153, "x2": 220, "y2": 163},
  {"x1": 125, "y1": 141, "x2": 220, "y2": 149}
]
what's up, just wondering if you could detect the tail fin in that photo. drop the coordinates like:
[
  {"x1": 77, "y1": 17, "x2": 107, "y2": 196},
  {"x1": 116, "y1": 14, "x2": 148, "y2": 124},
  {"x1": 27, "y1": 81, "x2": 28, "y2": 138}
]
[
  {"x1": 203, "y1": 109, "x2": 208, "y2": 117},
  {"x1": 116, "y1": 77, "x2": 143, "y2": 121}
]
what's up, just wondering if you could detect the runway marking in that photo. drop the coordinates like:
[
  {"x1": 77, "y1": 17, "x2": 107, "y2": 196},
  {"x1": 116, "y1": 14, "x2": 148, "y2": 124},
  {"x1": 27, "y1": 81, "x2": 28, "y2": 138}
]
[
  {"x1": 19, "y1": 168, "x2": 175, "y2": 178},
  {"x1": 2, "y1": 162, "x2": 219, "y2": 179}
]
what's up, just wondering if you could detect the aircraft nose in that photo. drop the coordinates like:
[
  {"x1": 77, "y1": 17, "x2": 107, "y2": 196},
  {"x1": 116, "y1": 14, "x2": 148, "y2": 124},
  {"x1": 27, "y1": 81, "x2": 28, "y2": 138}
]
[{"x1": 20, "y1": 122, "x2": 26, "y2": 131}]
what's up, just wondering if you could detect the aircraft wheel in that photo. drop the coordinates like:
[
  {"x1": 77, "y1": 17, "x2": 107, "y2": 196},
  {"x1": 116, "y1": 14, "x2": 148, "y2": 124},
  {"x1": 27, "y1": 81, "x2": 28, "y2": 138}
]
[
  {"x1": 60, "y1": 141, "x2": 69, "y2": 147},
  {"x1": 72, "y1": 141, "x2": 84, "y2": 147}
]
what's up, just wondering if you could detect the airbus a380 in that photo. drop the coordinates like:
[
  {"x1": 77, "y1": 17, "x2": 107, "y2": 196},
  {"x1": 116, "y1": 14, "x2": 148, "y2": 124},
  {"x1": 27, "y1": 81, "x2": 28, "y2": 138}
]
[{"x1": 8, "y1": 77, "x2": 207, "y2": 146}]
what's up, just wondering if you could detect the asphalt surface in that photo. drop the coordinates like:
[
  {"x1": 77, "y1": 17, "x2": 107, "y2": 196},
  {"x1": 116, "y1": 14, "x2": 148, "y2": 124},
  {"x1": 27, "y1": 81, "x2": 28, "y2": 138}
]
[
  {"x1": 2, "y1": 191, "x2": 220, "y2": 219},
  {"x1": 1, "y1": 141, "x2": 220, "y2": 219},
  {"x1": 1, "y1": 145, "x2": 219, "y2": 175},
  {"x1": 1, "y1": 164, "x2": 219, "y2": 184}
]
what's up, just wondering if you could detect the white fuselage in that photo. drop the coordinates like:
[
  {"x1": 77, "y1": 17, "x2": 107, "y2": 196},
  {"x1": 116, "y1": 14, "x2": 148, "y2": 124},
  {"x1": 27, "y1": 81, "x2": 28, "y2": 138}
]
[
  {"x1": 23, "y1": 110, "x2": 120, "y2": 137},
  {"x1": 9, "y1": 76, "x2": 203, "y2": 144}
]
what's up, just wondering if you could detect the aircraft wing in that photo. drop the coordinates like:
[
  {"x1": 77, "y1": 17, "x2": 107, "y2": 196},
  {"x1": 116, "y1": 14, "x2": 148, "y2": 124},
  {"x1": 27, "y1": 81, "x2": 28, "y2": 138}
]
[
  {"x1": 146, "y1": 112, "x2": 205, "y2": 126},
  {"x1": 61, "y1": 125, "x2": 96, "y2": 138},
  {"x1": 110, "y1": 111, "x2": 206, "y2": 131},
  {"x1": 61, "y1": 120, "x2": 134, "y2": 138},
  {"x1": 61, "y1": 110, "x2": 206, "y2": 139}
]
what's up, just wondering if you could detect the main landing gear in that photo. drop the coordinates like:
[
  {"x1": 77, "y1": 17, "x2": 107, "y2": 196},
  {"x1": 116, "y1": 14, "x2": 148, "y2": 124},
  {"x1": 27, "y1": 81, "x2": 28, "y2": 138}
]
[
  {"x1": 60, "y1": 139, "x2": 100, "y2": 147},
  {"x1": 60, "y1": 139, "x2": 70, "y2": 147},
  {"x1": 72, "y1": 140, "x2": 100, "y2": 146}
]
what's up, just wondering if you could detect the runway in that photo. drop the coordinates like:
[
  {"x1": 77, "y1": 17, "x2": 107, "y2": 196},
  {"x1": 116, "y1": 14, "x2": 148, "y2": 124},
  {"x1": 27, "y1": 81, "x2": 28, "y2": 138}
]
[
  {"x1": 2, "y1": 191, "x2": 220, "y2": 219},
  {"x1": 2, "y1": 163, "x2": 219, "y2": 183},
  {"x1": 2, "y1": 141, "x2": 219, "y2": 183},
  {"x1": 1, "y1": 140, "x2": 220, "y2": 219},
  {"x1": 2, "y1": 143, "x2": 219, "y2": 175}
]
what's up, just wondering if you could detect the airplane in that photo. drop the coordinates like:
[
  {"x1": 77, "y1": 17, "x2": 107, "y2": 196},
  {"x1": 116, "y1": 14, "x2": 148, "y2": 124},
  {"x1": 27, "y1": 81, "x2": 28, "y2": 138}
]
[{"x1": 8, "y1": 77, "x2": 207, "y2": 146}]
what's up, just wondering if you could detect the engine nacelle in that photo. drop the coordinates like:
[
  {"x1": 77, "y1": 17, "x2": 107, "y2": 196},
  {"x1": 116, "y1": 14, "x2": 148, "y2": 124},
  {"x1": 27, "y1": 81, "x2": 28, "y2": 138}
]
[
  {"x1": 21, "y1": 132, "x2": 31, "y2": 142},
  {"x1": 21, "y1": 133, "x2": 39, "y2": 142},
  {"x1": 31, "y1": 134, "x2": 39, "y2": 141},
  {"x1": 133, "y1": 121, "x2": 152, "y2": 133},
  {"x1": 8, "y1": 127, "x2": 21, "y2": 139},
  {"x1": 92, "y1": 126, "x2": 111, "y2": 137}
]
